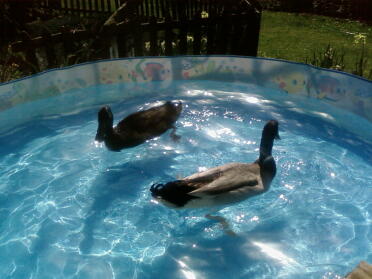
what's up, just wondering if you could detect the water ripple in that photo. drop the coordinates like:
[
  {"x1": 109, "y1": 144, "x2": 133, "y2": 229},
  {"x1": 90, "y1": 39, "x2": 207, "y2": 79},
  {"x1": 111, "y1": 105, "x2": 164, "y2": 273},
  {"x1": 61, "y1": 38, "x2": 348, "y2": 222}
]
[{"x1": 0, "y1": 81, "x2": 371, "y2": 278}]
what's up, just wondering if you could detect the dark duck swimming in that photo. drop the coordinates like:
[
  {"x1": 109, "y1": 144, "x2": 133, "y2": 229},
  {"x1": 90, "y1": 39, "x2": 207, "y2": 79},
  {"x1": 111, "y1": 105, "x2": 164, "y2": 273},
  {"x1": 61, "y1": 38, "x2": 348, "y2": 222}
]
[
  {"x1": 95, "y1": 101, "x2": 182, "y2": 151},
  {"x1": 150, "y1": 120, "x2": 280, "y2": 208}
]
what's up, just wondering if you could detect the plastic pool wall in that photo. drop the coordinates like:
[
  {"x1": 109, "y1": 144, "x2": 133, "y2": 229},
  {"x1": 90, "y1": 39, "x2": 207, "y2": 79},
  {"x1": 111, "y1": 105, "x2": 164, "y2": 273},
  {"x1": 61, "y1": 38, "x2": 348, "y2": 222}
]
[{"x1": 0, "y1": 56, "x2": 371, "y2": 141}]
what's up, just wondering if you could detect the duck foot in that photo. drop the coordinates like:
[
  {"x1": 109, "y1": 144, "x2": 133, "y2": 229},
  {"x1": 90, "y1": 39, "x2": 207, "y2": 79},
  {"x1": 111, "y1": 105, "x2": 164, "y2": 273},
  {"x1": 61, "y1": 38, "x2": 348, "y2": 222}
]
[
  {"x1": 205, "y1": 214, "x2": 236, "y2": 236},
  {"x1": 170, "y1": 127, "x2": 181, "y2": 142}
]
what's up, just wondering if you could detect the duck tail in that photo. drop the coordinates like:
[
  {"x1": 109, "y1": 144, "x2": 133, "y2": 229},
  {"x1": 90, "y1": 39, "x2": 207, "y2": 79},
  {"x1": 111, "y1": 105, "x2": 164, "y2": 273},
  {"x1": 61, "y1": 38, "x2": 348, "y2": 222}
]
[{"x1": 150, "y1": 180, "x2": 197, "y2": 208}]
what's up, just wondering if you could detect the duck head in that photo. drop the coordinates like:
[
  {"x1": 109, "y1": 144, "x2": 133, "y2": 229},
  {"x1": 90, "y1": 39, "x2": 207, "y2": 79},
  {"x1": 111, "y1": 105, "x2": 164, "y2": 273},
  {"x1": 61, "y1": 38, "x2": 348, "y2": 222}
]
[
  {"x1": 173, "y1": 101, "x2": 183, "y2": 114},
  {"x1": 95, "y1": 106, "x2": 114, "y2": 142},
  {"x1": 263, "y1": 120, "x2": 280, "y2": 140}
]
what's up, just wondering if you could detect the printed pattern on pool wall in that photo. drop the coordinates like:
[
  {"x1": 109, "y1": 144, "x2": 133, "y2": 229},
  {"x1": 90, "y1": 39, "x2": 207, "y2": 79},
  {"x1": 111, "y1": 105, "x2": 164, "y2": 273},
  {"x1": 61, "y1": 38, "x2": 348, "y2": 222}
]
[{"x1": 0, "y1": 56, "x2": 371, "y2": 122}]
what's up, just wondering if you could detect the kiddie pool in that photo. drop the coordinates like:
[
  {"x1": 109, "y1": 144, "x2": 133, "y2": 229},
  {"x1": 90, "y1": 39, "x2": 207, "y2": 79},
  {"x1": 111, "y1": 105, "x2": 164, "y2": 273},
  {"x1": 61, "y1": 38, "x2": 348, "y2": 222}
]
[{"x1": 0, "y1": 56, "x2": 371, "y2": 279}]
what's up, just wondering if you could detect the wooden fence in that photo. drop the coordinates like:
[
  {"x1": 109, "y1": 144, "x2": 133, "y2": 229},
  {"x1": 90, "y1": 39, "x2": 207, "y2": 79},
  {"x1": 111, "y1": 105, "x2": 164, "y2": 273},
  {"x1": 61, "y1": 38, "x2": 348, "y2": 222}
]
[
  {"x1": 10, "y1": 0, "x2": 262, "y2": 73},
  {"x1": 38, "y1": 0, "x2": 125, "y2": 16}
]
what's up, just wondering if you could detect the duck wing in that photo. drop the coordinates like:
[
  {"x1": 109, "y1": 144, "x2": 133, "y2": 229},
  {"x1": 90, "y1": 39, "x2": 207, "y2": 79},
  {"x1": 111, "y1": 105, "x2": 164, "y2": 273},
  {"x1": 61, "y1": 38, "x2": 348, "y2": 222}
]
[
  {"x1": 116, "y1": 102, "x2": 180, "y2": 132},
  {"x1": 185, "y1": 163, "x2": 262, "y2": 197}
]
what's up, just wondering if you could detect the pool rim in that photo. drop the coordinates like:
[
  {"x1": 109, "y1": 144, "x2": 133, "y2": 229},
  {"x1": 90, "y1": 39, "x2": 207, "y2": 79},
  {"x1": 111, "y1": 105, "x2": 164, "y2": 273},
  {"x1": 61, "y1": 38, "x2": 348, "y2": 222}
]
[{"x1": 0, "y1": 55, "x2": 371, "y2": 86}]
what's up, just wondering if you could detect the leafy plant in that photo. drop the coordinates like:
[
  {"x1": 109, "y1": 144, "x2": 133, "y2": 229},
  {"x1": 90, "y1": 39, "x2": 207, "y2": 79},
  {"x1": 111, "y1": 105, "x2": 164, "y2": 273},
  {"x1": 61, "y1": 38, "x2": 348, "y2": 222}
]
[
  {"x1": 0, "y1": 45, "x2": 28, "y2": 82},
  {"x1": 305, "y1": 40, "x2": 371, "y2": 78},
  {"x1": 352, "y1": 33, "x2": 371, "y2": 78},
  {"x1": 306, "y1": 43, "x2": 345, "y2": 71}
]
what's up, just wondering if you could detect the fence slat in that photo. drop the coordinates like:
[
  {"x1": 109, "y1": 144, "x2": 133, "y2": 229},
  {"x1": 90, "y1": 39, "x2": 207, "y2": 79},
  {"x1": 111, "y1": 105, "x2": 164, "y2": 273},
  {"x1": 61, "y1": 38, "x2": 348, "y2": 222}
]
[
  {"x1": 241, "y1": 12, "x2": 260, "y2": 56},
  {"x1": 138, "y1": 2, "x2": 143, "y2": 16},
  {"x1": 64, "y1": 0, "x2": 69, "y2": 11},
  {"x1": 158, "y1": 0, "x2": 164, "y2": 18},
  {"x1": 95, "y1": 0, "x2": 100, "y2": 14},
  {"x1": 142, "y1": 0, "x2": 147, "y2": 17},
  {"x1": 94, "y1": 0, "x2": 99, "y2": 12},
  {"x1": 148, "y1": 0, "x2": 152, "y2": 16},
  {"x1": 154, "y1": 0, "x2": 159, "y2": 17},
  {"x1": 81, "y1": 0, "x2": 87, "y2": 16},
  {"x1": 75, "y1": 0, "x2": 81, "y2": 15},
  {"x1": 164, "y1": 15, "x2": 173, "y2": 56},
  {"x1": 117, "y1": 31, "x2": 128, "y2": 57},
  {"x1": 230, "y1": 15, "x2": 243, "y2": 55},
  {"x1": 192, "y1": 16, "x2": 201, "y2": 55},
  {"x1": 178, "y1": 2, "x2": 188, "y2": 54},
  {"x1": 178, "y1": 24, "x2": 188, "y2": 54},
  {"x1": 206, "y1": 17, "x2": 216, "y2": 54},
  {"x1": 133, "y1": 22, "x2": 144, "y2": 56},
  {"x1": 149, "y1": 17, "x2": 158, "y2": 56}
]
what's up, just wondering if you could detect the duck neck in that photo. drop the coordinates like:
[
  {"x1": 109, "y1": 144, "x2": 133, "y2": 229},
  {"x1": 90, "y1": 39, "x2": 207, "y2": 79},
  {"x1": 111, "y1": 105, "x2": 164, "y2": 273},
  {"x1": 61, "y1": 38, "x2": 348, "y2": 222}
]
[
  {"x1": 103, "y1": 127, "x2": 121, "y2": 151},
  {"x1": 96, "y1": 121, "x2": 114, "y2": 142},
  {"x1": 258, "y1": 136, "x2": 276, "y2": 188},
  {"x1": 259, "y1": 135, "x2": 274, "y2": 162},
  {"x1": 104, "y1": 126, "x2": 116, "y2": 142}
]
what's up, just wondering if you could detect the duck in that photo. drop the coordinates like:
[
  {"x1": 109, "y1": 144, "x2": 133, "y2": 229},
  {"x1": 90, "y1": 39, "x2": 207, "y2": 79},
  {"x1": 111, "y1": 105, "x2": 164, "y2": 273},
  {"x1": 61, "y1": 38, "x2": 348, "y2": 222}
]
[
  {"x1": 150, "y1": 120, "x2": 280, "y2": 208},
  {"x1": 95, "y1": 101, "x2": 182, "y2": 151}
]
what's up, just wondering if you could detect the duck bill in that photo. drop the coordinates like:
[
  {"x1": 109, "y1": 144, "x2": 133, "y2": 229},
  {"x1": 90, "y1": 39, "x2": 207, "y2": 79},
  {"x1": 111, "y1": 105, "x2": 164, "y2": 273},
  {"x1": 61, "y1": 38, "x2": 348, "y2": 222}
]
[{"x1": 275, "y1": 133, "x2": 281, "y2": 140}]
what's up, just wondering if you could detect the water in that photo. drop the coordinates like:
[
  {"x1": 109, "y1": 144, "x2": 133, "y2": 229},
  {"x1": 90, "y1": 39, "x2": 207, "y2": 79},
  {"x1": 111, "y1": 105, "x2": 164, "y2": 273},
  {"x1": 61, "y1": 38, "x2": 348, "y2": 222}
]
[{"x1": 0, "y1": 81, "x2": 371, "y2": 279}]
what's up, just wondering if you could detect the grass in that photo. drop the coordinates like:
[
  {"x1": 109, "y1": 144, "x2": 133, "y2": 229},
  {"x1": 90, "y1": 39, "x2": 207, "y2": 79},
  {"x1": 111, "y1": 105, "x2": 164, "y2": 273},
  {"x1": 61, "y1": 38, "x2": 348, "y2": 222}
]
[{"x1": 258, "y1": 11, "x2": 372, "y2": 78}]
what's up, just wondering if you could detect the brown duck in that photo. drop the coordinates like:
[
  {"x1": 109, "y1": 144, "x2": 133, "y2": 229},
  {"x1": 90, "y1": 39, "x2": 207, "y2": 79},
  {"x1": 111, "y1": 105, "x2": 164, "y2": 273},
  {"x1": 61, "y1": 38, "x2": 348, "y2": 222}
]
[{"x1": 95, "y1": 101, "x2": 182, "y2": 151}]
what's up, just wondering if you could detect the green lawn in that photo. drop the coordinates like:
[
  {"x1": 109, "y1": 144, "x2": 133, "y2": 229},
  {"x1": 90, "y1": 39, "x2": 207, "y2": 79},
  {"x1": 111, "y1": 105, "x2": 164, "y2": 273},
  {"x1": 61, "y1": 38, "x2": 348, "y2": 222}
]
[{"x1": 258, "y1": 11, "x2": 372, "y2": 78}]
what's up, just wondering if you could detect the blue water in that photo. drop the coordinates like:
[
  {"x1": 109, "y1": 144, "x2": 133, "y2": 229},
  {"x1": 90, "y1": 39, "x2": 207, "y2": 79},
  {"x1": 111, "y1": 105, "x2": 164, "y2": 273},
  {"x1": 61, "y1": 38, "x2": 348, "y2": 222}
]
[{"x1": 0, "y1": 81, "x2": 371, "y2": 279}]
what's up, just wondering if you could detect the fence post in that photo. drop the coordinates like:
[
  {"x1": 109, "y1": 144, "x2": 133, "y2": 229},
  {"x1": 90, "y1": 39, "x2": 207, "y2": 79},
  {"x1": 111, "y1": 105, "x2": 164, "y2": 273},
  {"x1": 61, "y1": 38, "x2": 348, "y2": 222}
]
[
  {"x1": 215, "y1": 13, "x2": 230, "y2": 54},
  {"x1": 192, "y1": 13, "x2": 202, "y2": 55},
  {"x1": 164, "y1": 15, "x2": 173, "y2": 56},
  {"x1": 149, "y1": 17, "x2": 158, "y2": 56},
  {"x1": 116, "y1": 24, "x2": 128, "y2": 57},
  {"x1": 230, "y1": 15, "x2": 243, "y2": 55},
  {"x1": 133, "y1": 21, "x2": 144, "y2": 56},
  {"x1": 242, "y1": 10, "x2": 260, "y2": 56}
]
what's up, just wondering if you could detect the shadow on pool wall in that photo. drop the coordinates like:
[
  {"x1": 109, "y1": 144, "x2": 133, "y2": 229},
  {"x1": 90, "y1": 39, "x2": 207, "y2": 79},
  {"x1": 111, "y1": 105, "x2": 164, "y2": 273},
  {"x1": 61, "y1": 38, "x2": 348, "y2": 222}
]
[{"x1": 0, "y1": 56, "x2": 371, "y2": 140}]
